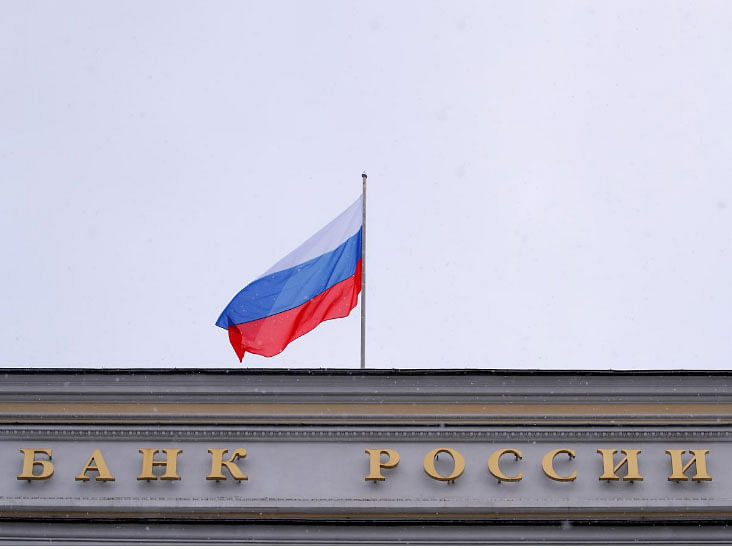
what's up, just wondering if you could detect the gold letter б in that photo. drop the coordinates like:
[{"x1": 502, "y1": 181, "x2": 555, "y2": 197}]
[{"x1": 17, "y1": 448, "x2": 54, "y2": 481}]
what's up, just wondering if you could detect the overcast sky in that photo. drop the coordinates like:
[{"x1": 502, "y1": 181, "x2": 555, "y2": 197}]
[{"x1": 1, "y1": 1, "x2": 731, "y2": 369}]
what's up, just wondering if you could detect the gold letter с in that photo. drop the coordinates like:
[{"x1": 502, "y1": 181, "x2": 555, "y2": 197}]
[
  {"x1": 541, "y1": 448, "x2": 577, "y2": 482},
  {"x1": 487, "y1": 448, "x2": 523, "y2": 482}
]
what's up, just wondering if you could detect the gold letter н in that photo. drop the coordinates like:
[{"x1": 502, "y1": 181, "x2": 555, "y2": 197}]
[{"x1": 137, "y1": 448, "x2": 183, "y2": 480}]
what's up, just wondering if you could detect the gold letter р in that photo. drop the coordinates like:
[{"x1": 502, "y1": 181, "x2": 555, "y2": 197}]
[{"x1": 365, "y1": 448, "x2": 400, "y2": 481}]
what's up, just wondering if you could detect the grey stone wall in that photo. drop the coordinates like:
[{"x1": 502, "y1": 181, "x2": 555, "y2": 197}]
[{"x1": 0, "y1": 369, "x2": 729, "y2": 543}]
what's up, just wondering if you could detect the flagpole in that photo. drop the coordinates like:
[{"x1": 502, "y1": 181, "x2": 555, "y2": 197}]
[{"x1": 361, "y1": 172, "x2": 367, "y2": 369}]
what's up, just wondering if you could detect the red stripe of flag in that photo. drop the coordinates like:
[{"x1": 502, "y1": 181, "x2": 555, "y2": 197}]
[{"x1": 227, "y1": 259, "x2": 362, "y2": 361}]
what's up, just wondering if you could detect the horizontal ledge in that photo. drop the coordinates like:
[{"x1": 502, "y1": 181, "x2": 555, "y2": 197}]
[
  {"x1": 0, "y1": 402, "x2": 730, "y2": 424},
  {"x1": 0, "y1": 371, "x2": 729, "y2": 399},
  {"x1": 3, "y1": 508, "x2": 732, "y2": 520}
]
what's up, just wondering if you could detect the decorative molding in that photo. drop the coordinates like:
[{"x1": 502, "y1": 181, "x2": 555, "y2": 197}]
[{"x1": 1, "y1": 426, "x2": 731, "y2": 441}]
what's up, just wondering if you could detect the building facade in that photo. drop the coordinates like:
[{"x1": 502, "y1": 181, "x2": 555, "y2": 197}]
[{"x1": 0, "y1": 369, "x2": 730, "y2": 543}]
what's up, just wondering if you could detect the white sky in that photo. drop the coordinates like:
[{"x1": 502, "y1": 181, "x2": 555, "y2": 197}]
[{"x1": 1, "y1": 1, "x2": 731, "y2": 369}]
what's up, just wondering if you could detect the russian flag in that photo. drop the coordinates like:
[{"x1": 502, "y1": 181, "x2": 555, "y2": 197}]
[{"x1": 216, "y1": 196, "x2": 363, "y2": 361}]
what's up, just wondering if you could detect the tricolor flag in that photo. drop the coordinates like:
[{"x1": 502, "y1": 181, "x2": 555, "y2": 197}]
[{"x1": 216, "y1": 196, "x2": 363, "y2": 361}]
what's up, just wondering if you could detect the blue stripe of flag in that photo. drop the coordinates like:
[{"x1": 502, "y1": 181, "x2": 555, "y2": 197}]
[{"x1": 216, "y1": 228, "x2": 362, "y2": 328}]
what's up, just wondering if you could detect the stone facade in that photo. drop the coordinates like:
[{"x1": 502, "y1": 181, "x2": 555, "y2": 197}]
[{"x1": 0, "y1": 369, "x2": 729, "y2": 543}]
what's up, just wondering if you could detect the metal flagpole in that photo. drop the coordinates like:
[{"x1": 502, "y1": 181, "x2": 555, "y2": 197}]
[{"x1": 361, "y1": 172, "x2": 367, "y2": 369}]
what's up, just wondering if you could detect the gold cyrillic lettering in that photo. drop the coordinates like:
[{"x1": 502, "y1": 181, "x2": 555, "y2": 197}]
[
  {"x1": 423, "y1": 447, "x2": 465, "y2": 482},
  {"x1": 137, "y1": 448, "x2": 182, "y2": 480},
  {"x1": 364, "y1": 448, "x2": 400, "y2": 481},
  {"x1": 597, "y1": 449, "x2": 643, "y2": 481},
  {"x1": 17, "y1": 448, "x2": 54, "y2": 480},
  {"x1": 206, "y1": 448, "x2": 247, "y2": 481},
  {"x1": 541, "y1": 448, "x2": 576, "y2": 482},
  {"x1": 487, "y1": 448, "x2": 523, "y2": 482},
  {"x1": 666, "y1": 449, "x2": 712, "y2": 481},
  {"x1": 75, "y1": 449, "x2": 115, "y2": 482}
]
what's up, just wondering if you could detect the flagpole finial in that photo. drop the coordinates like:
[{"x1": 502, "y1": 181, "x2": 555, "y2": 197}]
[{"x1": 362, "y1": 172, "x2": 367, "y2": 180}]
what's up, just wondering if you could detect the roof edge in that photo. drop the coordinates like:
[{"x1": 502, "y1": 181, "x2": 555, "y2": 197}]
[{"x1": 0, "y1": 368, "x2": 728, "y2": 376}]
